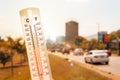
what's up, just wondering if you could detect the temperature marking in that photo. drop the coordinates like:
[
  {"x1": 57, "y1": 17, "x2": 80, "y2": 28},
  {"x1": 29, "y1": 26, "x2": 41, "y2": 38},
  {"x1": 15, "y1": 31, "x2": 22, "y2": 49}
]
[{"x1": 20, "y1": 7, "x2": 53, "y2": 80}]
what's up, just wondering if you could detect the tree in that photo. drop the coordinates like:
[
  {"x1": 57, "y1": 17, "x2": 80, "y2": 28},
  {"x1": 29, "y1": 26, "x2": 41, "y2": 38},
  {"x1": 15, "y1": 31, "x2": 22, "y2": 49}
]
[
  {"x1": 98, "y1": 42, "x2": 106, "y2": 49},
  {"x1": 80, "y1": 40, "x2": 90, "y2": 50},
  {"x1": 0, "y1": 48, "x2": 11, "y2": 67},
  {"x1": 109, "y1": 29, "x2": 120, "y2": 56},
  {"x1": 12, "y1": 37, "x2": 27, "y2": 63},
  {"x1": 70, "y1": 36, "x2": 86, "y2": 48},
  {"x1": 75, "y1": 36, "x2": 86, "y2": 45},
  {"x1": 89, "y1": 39, "x2": 98, "y2": 50},
  {"x1": 67, "y1": 36, "x2": 106, "y2": 50},
  {"x1": 0, "y1": 37, "x2": 13, "y2": 67},
  {"x1": 109, "y1": 29, "x2": 120, "y2": 41}
]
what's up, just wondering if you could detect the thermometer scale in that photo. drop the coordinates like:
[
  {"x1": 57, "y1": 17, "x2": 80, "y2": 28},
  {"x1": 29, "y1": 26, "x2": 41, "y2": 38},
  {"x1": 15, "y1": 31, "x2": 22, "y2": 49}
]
[{"x1": 20, "y1": 7, "x2": 53, "y2": 80}]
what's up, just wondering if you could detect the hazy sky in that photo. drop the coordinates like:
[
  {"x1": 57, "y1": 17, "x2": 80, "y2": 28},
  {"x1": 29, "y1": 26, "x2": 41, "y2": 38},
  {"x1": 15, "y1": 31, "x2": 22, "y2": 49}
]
[{"x1": 0, "y1": 0, "x2": 120, "y2": 39}]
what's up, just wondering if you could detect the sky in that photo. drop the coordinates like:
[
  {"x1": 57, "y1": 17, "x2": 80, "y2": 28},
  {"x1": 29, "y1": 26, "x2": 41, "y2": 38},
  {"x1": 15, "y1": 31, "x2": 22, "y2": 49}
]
[{"x1": 0, "y1": 0, "x2": 120, "y2": 40}]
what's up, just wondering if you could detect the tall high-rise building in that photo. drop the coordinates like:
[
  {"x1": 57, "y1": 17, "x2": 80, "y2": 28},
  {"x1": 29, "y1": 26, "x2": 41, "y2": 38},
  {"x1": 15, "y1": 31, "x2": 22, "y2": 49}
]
[{"x1": 65, "y1": 20, "x2": 78, "y2": 41}]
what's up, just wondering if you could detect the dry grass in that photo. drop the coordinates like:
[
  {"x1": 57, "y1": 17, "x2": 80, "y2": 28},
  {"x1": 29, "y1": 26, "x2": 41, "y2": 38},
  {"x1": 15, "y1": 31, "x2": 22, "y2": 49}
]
[
  {"x1": 0, "y1": 53, "x2": 111, "y2": 80},
  {"x1": 49, "y1": 54, "x2": 111, "y2": 80}
]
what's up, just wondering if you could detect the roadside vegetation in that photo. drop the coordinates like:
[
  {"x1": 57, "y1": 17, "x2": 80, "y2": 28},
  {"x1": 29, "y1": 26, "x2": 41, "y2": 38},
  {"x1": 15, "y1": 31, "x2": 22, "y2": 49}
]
[
  {"x1": 0, "y1": 53, "x2": 111, "y2": 80},
  {"x1": 47, "y1": 29, "x2": 120, "y2": 56},
  {"x1": 0, "y1": 29, "x2": 119, "y2": 80},
  {"x1": 0, "y1": 36, "x2": 26, "y2": 67},
  {"x1": 49, "y1": 54, "x2": 111, "y2": 80}
]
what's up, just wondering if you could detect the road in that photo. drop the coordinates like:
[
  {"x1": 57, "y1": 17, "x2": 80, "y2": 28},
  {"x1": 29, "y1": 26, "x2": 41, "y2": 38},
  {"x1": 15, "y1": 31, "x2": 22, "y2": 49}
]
[
  {"x1": 53, "y1": 52, "x2": 120, "y2": 75},
  {"x1": 68, "y1": 54, "x2": 120, "y2": 75}
]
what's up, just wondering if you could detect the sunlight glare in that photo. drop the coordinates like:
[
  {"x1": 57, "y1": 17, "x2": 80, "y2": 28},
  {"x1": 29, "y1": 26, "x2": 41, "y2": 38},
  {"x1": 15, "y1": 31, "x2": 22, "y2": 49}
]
[
  {"x1": 27, "y1": 9, "x2": 33, "y2": 19},
  {"x1": 49, "y1": 34, "x2": 57, "y2": 41}
]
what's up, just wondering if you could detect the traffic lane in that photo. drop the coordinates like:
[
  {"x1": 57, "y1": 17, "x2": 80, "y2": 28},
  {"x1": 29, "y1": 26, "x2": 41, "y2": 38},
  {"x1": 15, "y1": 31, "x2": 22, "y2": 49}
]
[
  {"x1": 69, "y1": 55, "x2": 120, "y2": 75},
  {"x1": 96, "y1": 56, "x2": 120, "y2": 74},
  {"x1": 69, "y1": 55, "x2": 85, "y2": 63}
]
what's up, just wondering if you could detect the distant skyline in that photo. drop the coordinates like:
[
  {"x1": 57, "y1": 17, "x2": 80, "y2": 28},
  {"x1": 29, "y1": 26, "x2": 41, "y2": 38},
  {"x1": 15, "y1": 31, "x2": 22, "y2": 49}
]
[{"x1": 0, "y1": 0, "x2": 120, "y2": 39}]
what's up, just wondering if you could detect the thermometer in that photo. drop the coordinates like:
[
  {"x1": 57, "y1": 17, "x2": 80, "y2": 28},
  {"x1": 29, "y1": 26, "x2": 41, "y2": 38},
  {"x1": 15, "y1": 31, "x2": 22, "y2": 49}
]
[{"x1": 20, "y1": 7, "x2": 53, "y2": 80}]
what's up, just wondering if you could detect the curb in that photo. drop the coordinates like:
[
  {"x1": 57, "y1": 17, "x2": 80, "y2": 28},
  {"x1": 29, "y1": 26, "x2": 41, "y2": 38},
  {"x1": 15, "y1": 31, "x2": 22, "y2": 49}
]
[{"x1": 50, "y1": 52, "x2": 120, "y2": 80}]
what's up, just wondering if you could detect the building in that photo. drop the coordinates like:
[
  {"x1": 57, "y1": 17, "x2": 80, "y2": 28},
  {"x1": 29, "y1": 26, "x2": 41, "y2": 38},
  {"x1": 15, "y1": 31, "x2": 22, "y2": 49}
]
[
  {"x1": 86, "y1": 31, "x2": 108, "y2": 41},
  {"x1": 56, "y1": 36, "x2": 65, "y2": 43},
  {"x1": 65, "y1": 21, "x2": 79, "y2": 41},
  {"x1": 98, "y1": 31, "x2": 107, "y2": 42}
]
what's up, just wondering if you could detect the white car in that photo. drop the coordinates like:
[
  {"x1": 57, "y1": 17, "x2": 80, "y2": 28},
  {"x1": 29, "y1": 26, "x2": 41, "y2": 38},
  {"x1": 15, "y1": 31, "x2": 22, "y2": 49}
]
[
  {"x1": 73, "y1": 48, "x2": 83, "y2": 55},
  {"x1": 84, "y1": 50, "x2": 109, "y2": 64}
]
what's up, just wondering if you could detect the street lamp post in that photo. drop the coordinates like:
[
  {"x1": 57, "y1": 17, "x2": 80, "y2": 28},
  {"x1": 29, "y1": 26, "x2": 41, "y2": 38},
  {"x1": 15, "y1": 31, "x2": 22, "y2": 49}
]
[{"x1": 97, "y1": 23, "x2": 100, "y2": 49}]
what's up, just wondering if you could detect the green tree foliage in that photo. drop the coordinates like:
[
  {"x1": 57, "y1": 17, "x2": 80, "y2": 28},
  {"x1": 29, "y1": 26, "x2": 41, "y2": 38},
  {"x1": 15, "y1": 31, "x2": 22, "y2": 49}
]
[
  {"x1": 98, "y1": 42, "x2": 106, "y2": 50},
  {"x1": 0, "y1": 48, "x2": 11, "y2": 67},
  {"x1": 66, "y1": 35, "x2": 106, "y2": 51},
  {"x1": 69, "y1": 36, "x2": 106, "y2": 50},
  {"x1": 13, "y1": 37, "x2": 26, "y2": 54},
  {"x1": 14, "y1": 38, "x2": 27, "y2": 63},
  {"x1": 75, "y1": 36, "x2": 86, "y2": 45},
  {"x1": 80, "y1": 39, "x2": 106, "y2": 50},
  {"x1": 0, "y1": 36, "x2": 27, "y2": 67},
  {"x1": 109, "y1": 29, "x2": 120, "y2": 40},
  {"x1": 0, "y1": 37, "x2": 13, "y2": 67},
  {"x1": 80, "y1": 40, "x2": 90, "y2": 50},
  {"x1": 89, "y1": 39, "x2": 98, "y2": 50},
  {"x1": 116, "y1": 29, "x2": 120, "y2": 37},
  {"x1": 71, "y1": 36, "x2": 86, "y2": 48},
  {"x1": 109, "y1": 29, "x2": 120, "y2": 55},
  {"x1": 9, "y1": 37, "x2": 27, "y2": 63}
]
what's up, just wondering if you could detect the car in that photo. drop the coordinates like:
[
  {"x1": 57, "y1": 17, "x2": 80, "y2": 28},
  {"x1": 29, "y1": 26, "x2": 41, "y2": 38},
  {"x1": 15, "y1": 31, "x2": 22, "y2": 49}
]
[
  {"x1": 62, "y1": 48, "x2": 70, "y2": 54},
  {"x1": 106, "y1": 49, "x2": 112, "y2": 56},
  {"x1": 84, "y1": 50, "x2": 109, "y2": 64},
  {"x1": 73, "y1": 48, "x2": 83, "y2": 56}
]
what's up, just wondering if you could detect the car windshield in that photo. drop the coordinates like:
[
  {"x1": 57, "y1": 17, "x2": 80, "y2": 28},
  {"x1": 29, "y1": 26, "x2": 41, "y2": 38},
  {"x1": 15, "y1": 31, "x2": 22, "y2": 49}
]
[{"x1": 94, "y1": 52, "x2": 106, "y2": 54}]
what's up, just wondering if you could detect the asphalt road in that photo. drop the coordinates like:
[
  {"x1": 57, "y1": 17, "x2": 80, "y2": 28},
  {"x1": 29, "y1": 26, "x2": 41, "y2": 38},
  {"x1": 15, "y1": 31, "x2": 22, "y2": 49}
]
[
  {"x1": 53, "y1": 52, "x2": 120, "y2": 75},
  {"x1": 68, "y1": 54, "x2": 120, "y2": 75}
]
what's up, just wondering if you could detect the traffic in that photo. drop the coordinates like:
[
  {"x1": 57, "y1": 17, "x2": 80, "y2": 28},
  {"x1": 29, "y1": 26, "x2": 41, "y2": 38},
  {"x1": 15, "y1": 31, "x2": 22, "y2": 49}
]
[{"x1": 50, "y1": 49, "x2": 120, "y2": 75}]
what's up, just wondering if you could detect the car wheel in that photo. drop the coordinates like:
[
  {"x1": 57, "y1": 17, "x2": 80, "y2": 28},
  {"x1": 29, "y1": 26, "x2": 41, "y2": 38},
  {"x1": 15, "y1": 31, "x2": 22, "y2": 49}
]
[
  {"x1": 84, "y1": 58, "x2": 88, "y2": 63},
  {"x1": 90, "y1": 58, "x2": 93, "y2": 64},
  {"x1": 106, "y1": 62, "x2": 109, "y2": 65}
]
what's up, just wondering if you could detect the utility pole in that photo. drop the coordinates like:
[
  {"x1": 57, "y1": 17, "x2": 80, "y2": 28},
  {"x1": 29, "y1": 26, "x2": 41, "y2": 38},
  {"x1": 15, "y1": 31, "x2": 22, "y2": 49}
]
[
  {"x1": 97, "y1": 23, "x2": 100, "y2": 49},
  {"x1": 97, "y1": 23, "x2": 100, "y2": 41}
]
